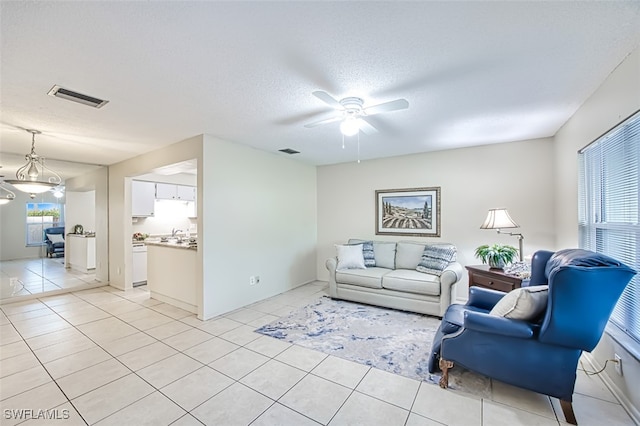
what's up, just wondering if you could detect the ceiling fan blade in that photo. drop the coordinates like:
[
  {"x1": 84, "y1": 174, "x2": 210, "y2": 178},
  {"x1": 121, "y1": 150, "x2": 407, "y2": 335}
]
[
  {"x1": 364, "y1": 98, "x2": 409, "y2": 116},
  {"x1": 358, "y1": 118, "x2": 379, "y2": 135},
  {"x1": 312, "y1": 91, "x2": 343, "y2": 110},
  {"x1": 304, "y1": 115, "x2": 343, "y2": 128}
]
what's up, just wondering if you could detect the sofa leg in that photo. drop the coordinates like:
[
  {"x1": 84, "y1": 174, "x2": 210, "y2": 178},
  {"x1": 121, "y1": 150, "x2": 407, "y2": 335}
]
[
  {"x1": 560, "y1": 399, "x2": 577, "y2": 425},
  {"x1": 438, "y1": 358, "x2": 454, "y2": 389}
]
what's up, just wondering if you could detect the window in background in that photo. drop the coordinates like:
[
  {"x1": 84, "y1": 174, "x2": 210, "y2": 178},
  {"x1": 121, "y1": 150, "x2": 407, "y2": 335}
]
[
  {"x1": 25, "y1": 202, "x2": 65, "y2": 247},
  {"x1": 579, "y1": 110, "x2": 640, "y2": 344}
]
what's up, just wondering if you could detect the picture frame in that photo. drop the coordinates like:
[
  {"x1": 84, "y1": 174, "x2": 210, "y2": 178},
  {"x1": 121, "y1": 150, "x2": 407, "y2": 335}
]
[{"x1": 375, "y1": 187, "x2": 441, "y2": 237}]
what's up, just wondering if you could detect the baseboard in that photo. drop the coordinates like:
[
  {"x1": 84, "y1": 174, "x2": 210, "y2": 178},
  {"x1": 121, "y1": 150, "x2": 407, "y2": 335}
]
[{"x1": 582, "y1": 352, "x2": 640, "y2": 424}]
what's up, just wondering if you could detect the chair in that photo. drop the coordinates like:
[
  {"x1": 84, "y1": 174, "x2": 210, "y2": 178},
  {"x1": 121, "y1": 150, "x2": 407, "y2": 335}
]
[
  {"x1": 44, "y1": 227, "x2": 65, "y2": 257},
  {"x1": 427, "y1": 249, "x2": 636, "y2": 425}
]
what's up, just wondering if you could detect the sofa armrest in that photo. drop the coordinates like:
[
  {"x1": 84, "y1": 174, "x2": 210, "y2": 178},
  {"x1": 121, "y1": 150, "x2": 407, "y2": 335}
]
[
  {"x1": 467, "y1": 286, "x2": 505, "y2": 310},
  {"x1": 437, "y1": 262, "x2": 464, "y2": 317},
  {"x1": 463, "y1": 310, "x2": 535, "y2": 339},
  {"x1": 441, "y1": 262, "x2": 463, "y2": 287},
  {"x1": 325, "y1": 257, "x2": 338, "y2": 297}
]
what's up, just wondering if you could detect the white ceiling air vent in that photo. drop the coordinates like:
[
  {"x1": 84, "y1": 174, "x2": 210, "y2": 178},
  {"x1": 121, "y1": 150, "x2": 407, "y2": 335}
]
[{"x1": 47, "y1": 85, "x2": 109, "y2": 108}]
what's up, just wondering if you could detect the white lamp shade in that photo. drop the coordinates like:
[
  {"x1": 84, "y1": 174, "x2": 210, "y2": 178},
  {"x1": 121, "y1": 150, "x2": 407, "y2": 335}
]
[
  {"x1": 480, "y1": 208, "x2": 520, "y2": 229},
  {"x1": 0, "y1": 198, "x2": 12, "y2": 205},
  {"x1": 340, "y1": 118, "x2": 360, "y2": 136},
  {"x1": 5, "y1": 180, "x2": 57, "y2": 194}
]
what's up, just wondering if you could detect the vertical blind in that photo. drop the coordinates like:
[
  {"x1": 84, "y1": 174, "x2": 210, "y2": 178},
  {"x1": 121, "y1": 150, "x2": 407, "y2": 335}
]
[{"x1": 578, "y1": 110, "x2": 640, "y2": 344}]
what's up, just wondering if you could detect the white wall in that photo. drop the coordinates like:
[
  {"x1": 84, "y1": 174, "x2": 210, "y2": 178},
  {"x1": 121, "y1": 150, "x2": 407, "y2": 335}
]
[
  {"x1": 316, "y1": 138, "x2": 556, "y2": 301},
  {"x1": 200, "y1": 135, "x2": 317, "y2": 318},
  {"x1": 132, "y1": 201, "x2": 196, "y2": 236},
  {"x1": 554, "y1": 46, "x2": 640, "y2": 421},
  {"x1": 65, "y1": 191, "x2": 96, "y2": 233}
]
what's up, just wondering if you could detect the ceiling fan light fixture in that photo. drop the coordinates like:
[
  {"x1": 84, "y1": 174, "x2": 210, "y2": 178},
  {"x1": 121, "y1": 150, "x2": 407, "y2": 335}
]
[{"x1": 340, "y1": 117, "x2": 360, "y2": 136}]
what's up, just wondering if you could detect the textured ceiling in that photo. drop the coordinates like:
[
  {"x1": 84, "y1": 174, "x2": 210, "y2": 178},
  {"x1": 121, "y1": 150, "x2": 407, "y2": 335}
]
[{"x1": 1, "y1": 1, "x2": 640, "y2": 174}]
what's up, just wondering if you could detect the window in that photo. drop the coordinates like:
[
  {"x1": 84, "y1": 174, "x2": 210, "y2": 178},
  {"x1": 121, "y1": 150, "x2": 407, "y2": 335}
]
[
  {"x1": 25, "y1": 202, "x2": 64, "y2": 247},
  {"x1": 578, "y1": 110, "x2": 640, "y2": 344}
]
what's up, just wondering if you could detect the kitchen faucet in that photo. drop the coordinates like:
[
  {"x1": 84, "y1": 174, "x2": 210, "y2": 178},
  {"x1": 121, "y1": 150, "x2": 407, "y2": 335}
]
[{"x1": 171, "y1": 228, "x2": 183, "y2": 238}]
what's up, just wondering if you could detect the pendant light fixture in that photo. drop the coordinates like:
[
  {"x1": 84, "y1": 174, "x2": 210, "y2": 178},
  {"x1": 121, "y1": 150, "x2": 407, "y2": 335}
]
[
  {"x1": 0, "y1": 182, "x2": 16, "y2": 205},
  {"x1": 5, "y1": 129, "x2": 62, "y2": 194}
]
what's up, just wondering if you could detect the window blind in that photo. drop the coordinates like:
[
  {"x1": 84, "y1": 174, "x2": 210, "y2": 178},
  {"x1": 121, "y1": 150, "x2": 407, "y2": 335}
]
[{"x1": 578, "y1": 110, "x2": 640, "y2": 343}]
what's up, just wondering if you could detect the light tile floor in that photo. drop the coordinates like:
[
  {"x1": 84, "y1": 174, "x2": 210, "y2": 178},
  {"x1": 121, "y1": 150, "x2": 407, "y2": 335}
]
[
  {"x1": 0, "y1": 281, "x2": 635, "y2": 425},
  {"x1": 1, "y1": 258, "x2": 99, "y2": 300}
]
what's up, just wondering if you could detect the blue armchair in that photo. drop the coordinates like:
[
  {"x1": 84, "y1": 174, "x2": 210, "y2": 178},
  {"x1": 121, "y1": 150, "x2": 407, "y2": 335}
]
[
  {"x1": 427, "y1": 249, "x2": 636, "y2": 424},
  {"x1": 44, "y1": 226, "x2": 65, "y2": 258}
]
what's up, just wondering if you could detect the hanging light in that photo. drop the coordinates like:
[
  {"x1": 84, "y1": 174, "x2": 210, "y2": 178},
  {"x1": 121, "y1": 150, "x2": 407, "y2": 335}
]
[
  {"x1": 0, "y1": 182, "x2": 16, "y2": 205},
  {"x1": 340, "y1": 116, "x2": 360, "y2": 136},
  {"x1": 5, "y1": 129, "x2": 62, "y2": 194}
]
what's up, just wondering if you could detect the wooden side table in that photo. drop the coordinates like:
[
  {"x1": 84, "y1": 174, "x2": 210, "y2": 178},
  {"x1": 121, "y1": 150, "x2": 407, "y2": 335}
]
[{"x1": 466, "y1": 265, "x2": 526, "y2": 293}]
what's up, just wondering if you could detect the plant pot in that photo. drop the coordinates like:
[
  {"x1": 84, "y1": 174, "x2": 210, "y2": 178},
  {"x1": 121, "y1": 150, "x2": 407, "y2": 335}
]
[{"x1": 489, "y1": 258, "x2": 506, "y2": 269}]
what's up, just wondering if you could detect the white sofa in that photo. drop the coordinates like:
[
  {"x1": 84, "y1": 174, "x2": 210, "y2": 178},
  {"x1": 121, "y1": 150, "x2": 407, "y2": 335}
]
[{"x1": 326, "y1": 239, "x2": 463, "y2": 317}]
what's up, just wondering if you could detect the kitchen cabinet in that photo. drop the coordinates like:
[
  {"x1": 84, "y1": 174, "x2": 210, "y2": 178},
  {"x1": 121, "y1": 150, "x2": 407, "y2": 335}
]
[
  {"x1": 132, "y1": 180, "x2": 155, "y2": 217},
  {"x1": 147, "y1": 243, "x2": 197, "y2": 313},
  {"x1": 68, "y1": 235, "x2": 96, "y2": 273},
  {"x1": 156, "y1": 183, "x2": 195, "y2": 201}
]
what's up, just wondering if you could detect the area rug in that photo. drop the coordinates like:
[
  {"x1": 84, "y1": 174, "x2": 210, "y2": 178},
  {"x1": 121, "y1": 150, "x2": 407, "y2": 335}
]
[{"x1": 255, "y1": 296, "x2": 490, "y2": 397}]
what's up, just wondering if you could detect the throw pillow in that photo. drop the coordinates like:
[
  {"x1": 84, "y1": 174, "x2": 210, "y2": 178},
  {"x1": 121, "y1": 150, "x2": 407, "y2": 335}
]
[
  {"x1": 416, "y1": 244, "x2": 457, "y2": 276},
  {"x1": 361, "y1": 241, "x2": 376, "y2": 267},
  {"x1": 48, "y1": 234, "x2": 64, "y2": 244},
  {"x1": 395, "y1": 242, "x2": 427, "y2": 270},
  {"x1": 489, "y1": 285, "x2": 549, "y2": 321},
  {"x1": 373, "y1": 242, "x2": 396, "y2": 269},
  {"x1": 335, "y1": 244, "x2": 366, "y2": 270}
]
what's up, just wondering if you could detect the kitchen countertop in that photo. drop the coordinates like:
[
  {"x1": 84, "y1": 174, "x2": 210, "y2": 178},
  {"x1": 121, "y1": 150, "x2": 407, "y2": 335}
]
[{"x1": 145, "y1": 240, "x2": 197, "y2": 250}]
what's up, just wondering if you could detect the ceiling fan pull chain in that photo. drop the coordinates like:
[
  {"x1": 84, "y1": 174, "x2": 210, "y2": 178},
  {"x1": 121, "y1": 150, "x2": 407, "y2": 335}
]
[
  {"x1": 342, "y1": 134, "x2": 345, "y2": 150},
  {"x1": 357, "y1": 132, "x2": 361, "y2": 164}
]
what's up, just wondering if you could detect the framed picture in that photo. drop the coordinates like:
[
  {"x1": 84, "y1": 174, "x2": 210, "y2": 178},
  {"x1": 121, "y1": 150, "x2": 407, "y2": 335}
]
[{"x1": 375, "y1": 187, "x2": 441, "y2": 237}]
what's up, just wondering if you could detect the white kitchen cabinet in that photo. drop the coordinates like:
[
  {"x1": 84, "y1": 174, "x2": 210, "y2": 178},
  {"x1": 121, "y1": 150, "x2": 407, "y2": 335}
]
[
  {"x1": 132, "y1": 180, "x2": 156, "y2": 217},
  {"x1": 156, "y1": 183, "x2": 196, "y2": 201},
  {"x1": 177, "y1": 185, "x2": 196, "y2": 201},
  {"x1": 68, "y1": 235, "x2": 96, "y2": 273}
]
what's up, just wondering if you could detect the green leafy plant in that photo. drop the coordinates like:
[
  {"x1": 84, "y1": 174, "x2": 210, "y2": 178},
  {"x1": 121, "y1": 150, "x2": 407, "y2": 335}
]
[
  {"x1": 27, "y1": 208, "x2": 60, "y2": 219},
  {"x1": 474, "y1": 244, "x2": 518, "y2": 269}
]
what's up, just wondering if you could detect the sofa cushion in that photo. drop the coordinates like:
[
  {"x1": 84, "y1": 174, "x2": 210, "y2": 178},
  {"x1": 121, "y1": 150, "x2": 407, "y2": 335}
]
[
  {"x1": 336, "y1": 267, "x2": 387, "y2": 289},
  {"x1": 489, "y1": 285, "x2": 549, "y2": 320},
  {"x1": 382, "y1": 269, "x2": 441, "y2": 296},
  {"x1": 395, "y1": 242, "x2": 427, "y2": 270},
  {"x1": 416, "y1": 244, "x2": 457, "y2": 276},
  {"x1": 335, "y1": 244, "x2": 366, "y2": 270},
  {"x1": 373, "y1": 242, "x2": 396, "y2": 269}
]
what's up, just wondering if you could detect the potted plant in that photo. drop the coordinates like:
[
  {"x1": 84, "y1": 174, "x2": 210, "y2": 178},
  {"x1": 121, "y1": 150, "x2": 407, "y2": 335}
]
[{"x1": 475, "y1": 244, "x2": 518, "y2": 269}]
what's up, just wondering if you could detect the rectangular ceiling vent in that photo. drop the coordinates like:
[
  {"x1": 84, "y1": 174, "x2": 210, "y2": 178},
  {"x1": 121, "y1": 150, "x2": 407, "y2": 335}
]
[
  {"x1": 279, "y1": 148, "x2": 300, "y2": 155},
  {"x1": 47, "y1": 85, "x2": 109, "y2": 108}
]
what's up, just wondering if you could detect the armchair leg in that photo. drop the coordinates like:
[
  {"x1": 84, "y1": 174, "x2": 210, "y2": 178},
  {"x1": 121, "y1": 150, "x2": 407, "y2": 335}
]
[
  {"x1": 438, "y1": 358, "x2": 454, "y2": 389},
  {"x1": 560, "y1": 399, "x2": 577, "y2": 425}
]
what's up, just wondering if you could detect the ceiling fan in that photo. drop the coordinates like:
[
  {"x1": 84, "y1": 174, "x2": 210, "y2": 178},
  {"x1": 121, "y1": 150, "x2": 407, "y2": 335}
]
[{"x1": 304, "y1": 91, "x2": 409, "y2": 136}]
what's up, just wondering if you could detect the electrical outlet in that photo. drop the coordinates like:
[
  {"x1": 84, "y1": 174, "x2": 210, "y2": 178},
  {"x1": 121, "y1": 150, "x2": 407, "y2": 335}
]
[
  {"x1": 250, "y1": 276, "x2": 259, "y2": 285},
  {"x1": 614, "y1": 354, "x2": 623, "y2": 375}
]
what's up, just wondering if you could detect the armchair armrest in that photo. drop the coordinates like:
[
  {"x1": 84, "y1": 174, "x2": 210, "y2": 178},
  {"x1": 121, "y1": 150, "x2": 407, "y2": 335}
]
[
  {"x1": 463, "y1": 310, "x2": 535, "y2": 339},
  {"x1": 467, "y1": 286, "x2": 505, "y2": 310}
]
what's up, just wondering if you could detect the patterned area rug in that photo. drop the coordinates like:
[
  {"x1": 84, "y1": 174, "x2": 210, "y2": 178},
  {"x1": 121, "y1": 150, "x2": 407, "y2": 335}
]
[{"x1": 256, "y1": 296, "x2": 490, "y2": 397}]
